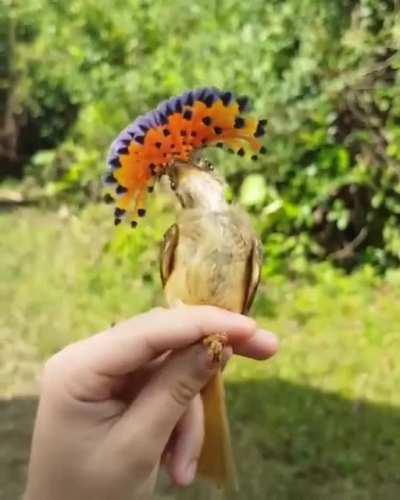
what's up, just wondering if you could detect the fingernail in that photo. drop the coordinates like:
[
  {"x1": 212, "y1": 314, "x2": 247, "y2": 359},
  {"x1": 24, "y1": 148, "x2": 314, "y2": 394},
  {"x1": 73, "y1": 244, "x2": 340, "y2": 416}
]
[
  {"x1": 261, "y1": 330, "x2": 279, "y2": 352},
  {"x1": 184, "y1": 459, "x2": 197, "y2": 484}
]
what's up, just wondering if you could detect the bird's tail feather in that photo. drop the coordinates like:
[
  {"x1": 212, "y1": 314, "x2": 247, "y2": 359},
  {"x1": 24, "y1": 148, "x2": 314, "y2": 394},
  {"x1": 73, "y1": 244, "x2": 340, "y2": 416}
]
[{"x1": 198, "y1": 370, "x2": 238, "y2": 492}]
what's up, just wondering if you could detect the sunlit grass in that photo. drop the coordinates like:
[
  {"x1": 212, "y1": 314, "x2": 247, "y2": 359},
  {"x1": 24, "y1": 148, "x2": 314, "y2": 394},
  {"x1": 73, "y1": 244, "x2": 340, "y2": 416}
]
[
  {"x1": 0, "y1": 202, "x2": 173, "y2": 357},
  {"x1": 1, "y1": 205, "x2": 400, "y2": 499}
]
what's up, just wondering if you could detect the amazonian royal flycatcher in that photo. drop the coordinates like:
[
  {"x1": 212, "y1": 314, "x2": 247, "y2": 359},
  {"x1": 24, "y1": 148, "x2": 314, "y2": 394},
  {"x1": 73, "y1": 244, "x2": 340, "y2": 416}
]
[{"x1": 103, "y1": 87, "x2": 267, "y2": 492}]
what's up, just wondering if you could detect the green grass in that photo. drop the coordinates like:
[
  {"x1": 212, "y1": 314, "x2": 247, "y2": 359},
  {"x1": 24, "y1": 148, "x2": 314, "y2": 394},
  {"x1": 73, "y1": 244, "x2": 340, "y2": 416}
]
[{"x1": 1, "y1": 205, "x2": 400, "y2": 499}]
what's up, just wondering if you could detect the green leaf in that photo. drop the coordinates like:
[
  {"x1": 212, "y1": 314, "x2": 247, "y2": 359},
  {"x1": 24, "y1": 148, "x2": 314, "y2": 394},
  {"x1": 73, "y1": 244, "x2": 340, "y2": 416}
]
[{"x1": 239, "y1": 174, "x2": 268, "y2": 206}]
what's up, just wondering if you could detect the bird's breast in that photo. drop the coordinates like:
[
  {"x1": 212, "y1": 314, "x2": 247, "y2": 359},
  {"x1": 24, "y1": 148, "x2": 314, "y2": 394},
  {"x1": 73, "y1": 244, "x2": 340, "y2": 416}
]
[{"x1": 164, "y1": 210, "x2": 252, "y2": 312}]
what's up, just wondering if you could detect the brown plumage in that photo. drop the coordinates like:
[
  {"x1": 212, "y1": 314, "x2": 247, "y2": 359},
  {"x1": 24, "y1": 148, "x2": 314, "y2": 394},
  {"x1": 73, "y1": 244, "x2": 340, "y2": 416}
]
[{"x1": 160, "y1": 162, "x2": 262, "y2": 492}]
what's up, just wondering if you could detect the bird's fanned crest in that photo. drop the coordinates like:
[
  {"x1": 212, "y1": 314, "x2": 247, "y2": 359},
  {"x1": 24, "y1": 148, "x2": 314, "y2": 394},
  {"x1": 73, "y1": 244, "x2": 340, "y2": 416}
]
[{"x1": 104, "y1": 87, "x2": 267, "y2": 226}]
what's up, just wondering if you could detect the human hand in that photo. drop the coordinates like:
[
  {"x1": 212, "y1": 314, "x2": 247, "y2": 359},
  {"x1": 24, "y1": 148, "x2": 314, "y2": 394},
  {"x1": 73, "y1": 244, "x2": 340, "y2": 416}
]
[{"x1": 24, "y1": 306, "x2": 278, "y2": 500}]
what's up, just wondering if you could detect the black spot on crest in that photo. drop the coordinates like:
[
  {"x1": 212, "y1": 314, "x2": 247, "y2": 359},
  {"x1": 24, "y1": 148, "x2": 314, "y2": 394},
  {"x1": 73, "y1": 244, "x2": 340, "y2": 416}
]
[
  {"x1": 197, "y1": 89, "x2": 207, "y2": 101},
  {"x1": 114, "y1": 207, "x2": 126, "y2": 218},
  {"x1": 254, "y1": 125, "x2": 265, "y2": 138},
  {"x1": 116, "y1": 185, "x2": 128, "y2": 194},
  {"x1": 174, "y1": 100, "x2": 182, "y2": 113},
  {"x1": 185, "y1": 93, "x2": 194, "y2": 106},
  {"x1": 237, "y1": 96, "x2": 249, "y2": 112},
  {"x1": 203, "y1": 95, "x2": 214, "y2": 107},
  {"x1": 220, "y1": 91, "x2": 232, "y2": 106},
  {"x1": 105, "y1": 173, "x2": 117, "y2": 184},
  {"x1": 234, "y1": 117, "x2": 245, "y2": 129},
  {"x1": 103, "y1": 193, "x2": 114, "y2": 204},
  {"x1": 109, "y1": 157, "x2": 121, "y2": 168},
  {"x1": 159, "y1": 113, "x2": 168, "y2": 125}
]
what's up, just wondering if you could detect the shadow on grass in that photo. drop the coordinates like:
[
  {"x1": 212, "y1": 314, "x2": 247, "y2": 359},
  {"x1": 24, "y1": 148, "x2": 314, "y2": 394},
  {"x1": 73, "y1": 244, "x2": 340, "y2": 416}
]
[
  {"x1": 2, "y1": 380, "x2": 400, "y2": 500},
  {"x1": 0, "y1": 397, "x2": 37, "y2": 500},
  {"x1": 0, "y1": 200, "x2": 38, "y2": 212}
]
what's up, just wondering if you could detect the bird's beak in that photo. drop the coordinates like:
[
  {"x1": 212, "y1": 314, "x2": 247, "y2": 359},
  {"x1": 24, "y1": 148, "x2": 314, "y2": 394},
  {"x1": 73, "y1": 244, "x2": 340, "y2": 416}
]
[{"x1": 167, "y1": 162, "x2": 198, "y2": 189}]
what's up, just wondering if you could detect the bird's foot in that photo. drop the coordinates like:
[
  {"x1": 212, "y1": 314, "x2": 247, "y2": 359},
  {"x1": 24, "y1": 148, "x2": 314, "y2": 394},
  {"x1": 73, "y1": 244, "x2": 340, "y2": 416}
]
[{"x1": 203, "y1": 333, "x2": 228, "y2": 363}]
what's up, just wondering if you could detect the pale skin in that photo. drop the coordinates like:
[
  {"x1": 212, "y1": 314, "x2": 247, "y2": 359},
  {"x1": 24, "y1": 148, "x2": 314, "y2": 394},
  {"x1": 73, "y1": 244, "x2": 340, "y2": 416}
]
[{"x1": 24, "y1": 306, "x2": 278, "y2": 500}]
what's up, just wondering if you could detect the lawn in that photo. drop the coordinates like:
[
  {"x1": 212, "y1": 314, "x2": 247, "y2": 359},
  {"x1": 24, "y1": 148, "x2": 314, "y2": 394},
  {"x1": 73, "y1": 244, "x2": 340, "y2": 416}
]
[{"x1": 1, "y1": 204, "x2": 400, "y2": 500}]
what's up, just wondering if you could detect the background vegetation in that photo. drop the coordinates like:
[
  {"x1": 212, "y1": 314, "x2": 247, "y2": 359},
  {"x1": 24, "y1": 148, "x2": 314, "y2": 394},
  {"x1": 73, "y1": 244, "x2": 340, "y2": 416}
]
[
  {"x1": 3, "y1": 0, "x2": 400, "y2": 272},
  {"x1": 1, "y1": 0, "x2": 400, "y2": 499}
]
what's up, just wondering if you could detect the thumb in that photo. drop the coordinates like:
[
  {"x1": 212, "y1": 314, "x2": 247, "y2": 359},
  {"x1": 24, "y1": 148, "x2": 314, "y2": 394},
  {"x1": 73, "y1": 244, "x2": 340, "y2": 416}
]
[{"x1": 118, "y1": 343, "x2": 221, "y2": 457}]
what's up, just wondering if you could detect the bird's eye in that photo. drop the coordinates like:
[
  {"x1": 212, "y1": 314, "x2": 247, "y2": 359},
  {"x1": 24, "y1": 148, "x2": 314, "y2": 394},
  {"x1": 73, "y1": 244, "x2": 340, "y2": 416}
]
[
  {"x1": 194, "y1": 157, "x2": 214, "y2": 172},
  {"x1": 204, "y1": 160, "x2": 214, "y2": 171}
]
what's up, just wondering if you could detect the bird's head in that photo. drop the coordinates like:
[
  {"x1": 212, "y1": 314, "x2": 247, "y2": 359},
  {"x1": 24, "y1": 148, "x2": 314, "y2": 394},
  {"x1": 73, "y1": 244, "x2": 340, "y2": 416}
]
[{"x1": 167, "y1": 159, "x2": 227, "y2": 210}]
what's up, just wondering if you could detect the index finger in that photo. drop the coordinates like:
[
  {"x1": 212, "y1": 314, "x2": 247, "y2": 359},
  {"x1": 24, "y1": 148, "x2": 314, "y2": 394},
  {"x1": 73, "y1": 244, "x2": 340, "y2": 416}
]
[{"x1": 84, "y1": 306, "x2": 256, "y2": 376}]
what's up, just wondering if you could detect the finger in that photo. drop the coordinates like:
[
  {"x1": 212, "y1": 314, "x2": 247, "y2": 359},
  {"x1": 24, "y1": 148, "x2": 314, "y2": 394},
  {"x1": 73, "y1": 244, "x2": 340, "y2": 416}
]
[
  {"x1": 116, "y1": 343, "x2": 224, "y2": 461},
  {"x1": 165, "y1": 395, "x2": 204, "y2": 487},
  {"x1": 84, "y1": 306, "x2": 256, "y2": 376},
  {"x1": 112, "y1": 353, "x2": 171, "y2": 401},
  {"x1": 221, "y1": 345, "x2": 233, "y2": 370},
  {"x1": 162, "y1": 347, "x2": 232, "y2": 477},
  {"x1": 232, "y1": 329, "x2": 278, "y2": 360}
]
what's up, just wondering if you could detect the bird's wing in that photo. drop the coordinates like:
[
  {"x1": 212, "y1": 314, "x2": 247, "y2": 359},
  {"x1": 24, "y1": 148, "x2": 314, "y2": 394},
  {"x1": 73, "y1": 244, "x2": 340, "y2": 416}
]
[
  {"x1": 160, "y1": 223, "x2": 179, "y2": 288},
  {"x1": 242, "y1": 237, "x2": 263, "y2": 314}
]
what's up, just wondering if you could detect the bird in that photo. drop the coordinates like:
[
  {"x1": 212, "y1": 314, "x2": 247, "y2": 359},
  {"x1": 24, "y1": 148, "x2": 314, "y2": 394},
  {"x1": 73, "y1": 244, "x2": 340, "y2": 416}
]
[
  {"x1": 160, "y1": 159, "x2": 262, "y2": 492},
  {"x1": 104, "y1": 87, "x2": 266, "y2": 491}
]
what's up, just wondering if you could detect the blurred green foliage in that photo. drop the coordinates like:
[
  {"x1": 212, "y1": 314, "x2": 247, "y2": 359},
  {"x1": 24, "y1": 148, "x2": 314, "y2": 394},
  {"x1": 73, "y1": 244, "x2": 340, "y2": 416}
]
[
  {"x1": 2, "y1": 0, "x2": 400, "y2": 272},
  {"x1": 1, "y1": 206, "x2": 400, "y2": 499}
]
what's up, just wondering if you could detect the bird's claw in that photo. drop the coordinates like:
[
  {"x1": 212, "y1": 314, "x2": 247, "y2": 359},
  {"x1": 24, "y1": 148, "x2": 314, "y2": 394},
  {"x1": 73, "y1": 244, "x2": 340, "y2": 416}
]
[{"x1": 203, "y1": 333, "x2": 228, "y2": 363}]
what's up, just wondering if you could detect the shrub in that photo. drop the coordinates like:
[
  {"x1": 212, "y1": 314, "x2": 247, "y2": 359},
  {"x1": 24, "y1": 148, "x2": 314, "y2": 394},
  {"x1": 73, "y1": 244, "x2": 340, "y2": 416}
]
[{"x1": 2, "y1": 0, "x2": 400, "y2": 272}]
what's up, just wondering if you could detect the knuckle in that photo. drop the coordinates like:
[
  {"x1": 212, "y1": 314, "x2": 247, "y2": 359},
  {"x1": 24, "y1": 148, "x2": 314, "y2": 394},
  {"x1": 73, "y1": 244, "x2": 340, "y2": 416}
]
[
  {"x1": 41, "y1": 343, "x2": 81, "y2": 389},
  {"x1": 170, "y1": 377, "x2": 197, "y2": 407},
  {"x1": 42, "y1": 353, "x2": 64, "y2": 383}
]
